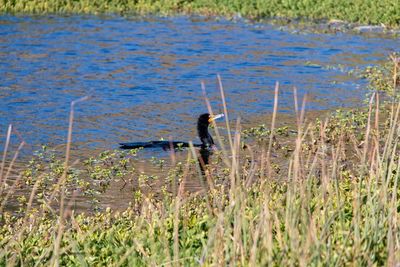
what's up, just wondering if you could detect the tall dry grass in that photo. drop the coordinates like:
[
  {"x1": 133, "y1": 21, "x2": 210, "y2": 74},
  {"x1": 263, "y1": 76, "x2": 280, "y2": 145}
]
[{"x1": 0, "y1": 56, "x2": 399, "y2": 266}]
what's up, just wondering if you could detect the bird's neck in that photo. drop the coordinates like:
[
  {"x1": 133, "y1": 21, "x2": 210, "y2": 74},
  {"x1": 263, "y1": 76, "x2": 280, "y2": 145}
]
[
  {"x1": 197, "y1": 122, "x2": 214, "y2": 148},
  {"x1": 197, "y1": 123, "x2": 208, "y2": 136}
]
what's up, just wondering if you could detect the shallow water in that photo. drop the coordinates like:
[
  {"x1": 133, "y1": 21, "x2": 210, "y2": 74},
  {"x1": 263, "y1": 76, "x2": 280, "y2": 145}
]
[{"x1": 0, "y1": 15, "x2": 399, "y2": 156}]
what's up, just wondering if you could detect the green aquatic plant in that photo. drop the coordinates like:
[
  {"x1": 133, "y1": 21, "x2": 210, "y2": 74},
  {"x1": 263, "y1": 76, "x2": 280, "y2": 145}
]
[
  {"x1": 242, "y1": 125, "x2": 290, "y2": 140},
  {"x1": 84, "y1": 149, "x2": 137, "y2": 188},
  {"x1": 362, "y1": 53, "x2": 400, "y2": 96}
]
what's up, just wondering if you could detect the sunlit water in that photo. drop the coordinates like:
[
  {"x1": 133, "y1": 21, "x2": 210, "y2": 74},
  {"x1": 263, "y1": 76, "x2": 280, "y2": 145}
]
[{"x1": 1, "y1": 15, "x2": 399, "y2": 157}]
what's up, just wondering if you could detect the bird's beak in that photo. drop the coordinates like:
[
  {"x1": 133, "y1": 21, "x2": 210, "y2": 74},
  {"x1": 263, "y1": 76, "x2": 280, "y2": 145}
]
[{"x1": 208, "y1": 113, "x2": 225, "y2": 123}]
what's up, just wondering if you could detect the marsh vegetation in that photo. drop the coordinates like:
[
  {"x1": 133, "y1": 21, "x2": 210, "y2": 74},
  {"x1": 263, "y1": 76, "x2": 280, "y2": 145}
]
[
  {"x1": 0, "y1": 55, "x2": 399, "y2": 265},
  {"x1": 1, "y1": 0, "x2": 400, "y2": 27}
]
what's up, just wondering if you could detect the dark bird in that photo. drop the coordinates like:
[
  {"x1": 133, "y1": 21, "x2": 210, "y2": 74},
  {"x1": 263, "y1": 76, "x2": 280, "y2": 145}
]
[{"x1": 119, "y1": 113, "x2": 224, "y2": 150}]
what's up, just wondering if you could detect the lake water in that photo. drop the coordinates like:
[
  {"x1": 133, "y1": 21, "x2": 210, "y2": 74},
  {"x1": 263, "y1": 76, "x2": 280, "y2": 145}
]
[{"x1": 0, "y1": 15, "x2": 399, "y2": 156}]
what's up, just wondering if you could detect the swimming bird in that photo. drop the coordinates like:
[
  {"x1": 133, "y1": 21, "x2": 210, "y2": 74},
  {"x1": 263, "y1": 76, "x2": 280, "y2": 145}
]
[{"x1": 119, "y1": 113, "x2": 224, "y2": 150}]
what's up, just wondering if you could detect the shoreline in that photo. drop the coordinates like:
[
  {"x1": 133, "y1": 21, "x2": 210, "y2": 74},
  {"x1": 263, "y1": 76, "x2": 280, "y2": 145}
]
[{"x1": 1, "y1": 0, "x2": 400, "y2": 29}]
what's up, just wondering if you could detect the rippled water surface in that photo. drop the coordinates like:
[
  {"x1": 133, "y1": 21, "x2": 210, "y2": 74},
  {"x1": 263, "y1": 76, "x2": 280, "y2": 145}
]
[{"x1": 0, "y1": 15, "x2": 399, "y2": 154}]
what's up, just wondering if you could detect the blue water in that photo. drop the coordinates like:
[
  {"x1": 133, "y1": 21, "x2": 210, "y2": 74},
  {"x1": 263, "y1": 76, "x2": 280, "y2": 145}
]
[{"x1": 0, "y1": 15, "x2": 399, "y2": 154}]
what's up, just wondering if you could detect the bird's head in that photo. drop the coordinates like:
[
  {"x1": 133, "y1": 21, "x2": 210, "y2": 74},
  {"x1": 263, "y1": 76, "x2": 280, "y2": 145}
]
[
  {"x1": 197, "y1": 113, "x2": 224, "y2": 149},
  {"x1": 197, "y1": 113, "x2": 224, "y2": 127}
]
